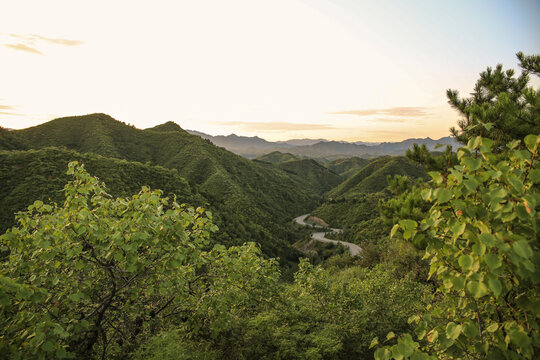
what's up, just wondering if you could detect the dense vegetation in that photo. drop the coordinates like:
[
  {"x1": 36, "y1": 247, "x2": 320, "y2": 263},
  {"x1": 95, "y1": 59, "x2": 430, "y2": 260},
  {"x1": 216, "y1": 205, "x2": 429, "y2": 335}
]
[
  {"x1": 372, "y1": 52, "x2": 540, "y2": 359},
  {"x1": 323, "y1": 157, "x2": 371, "y2": 179},
  {"x1": 255, "y1": 151, "x2": 300, "y2": 164},
  {"x1": 328, "y1": 156, "x2": 426, "y2": 198},
  {"x1": 1, "y1": 52, "x2": 538, "y2": 359},
  {"x1": 255, "y1": 156, "x2": 343, "y2": 195},
  {"x1": 0, "y1": 117, "x2": 322, "y2": 267}
]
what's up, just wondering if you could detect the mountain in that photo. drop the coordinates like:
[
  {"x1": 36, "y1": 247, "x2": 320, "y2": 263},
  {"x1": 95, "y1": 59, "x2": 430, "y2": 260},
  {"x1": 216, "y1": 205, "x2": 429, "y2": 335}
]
[
  {"x1": 186, "y1": 129, "x2": 461, "y2": 159},
  {"x1": 0, "y1": 114, "x2": 320, "y2": 266},
  {"x1": 275, "y1": 138, "x2": 327, "y2": 146},
  {"x1": 185, "y1": 130, "x2": 288, "y2": 158},
  {"x1": 275, "y1": 159, "x2": 342, "y2": 195},
  {"x1": 328, "y1": 156, "x2": 426, "y2": 198},
  {"x1": 310, "y1": 155, "x2": 426, "y2": 236},
  {"x1": 323, "y1": 157, "x2": 372, "y2": 179},
  {"x1": 255, "y1": 151, "x2": 300, "y2": 164},
  {"x1": 0, "y1": 147, "x2": 201, "y2": 235},
  {"x1": 255, "y1": 151, "x2": 342, "y2": 195}
]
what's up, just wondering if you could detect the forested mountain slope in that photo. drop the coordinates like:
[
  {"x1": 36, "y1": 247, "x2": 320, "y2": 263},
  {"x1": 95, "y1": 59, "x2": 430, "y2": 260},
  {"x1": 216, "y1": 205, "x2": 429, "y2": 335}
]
[
  {"x1": 323, "y1": 156, "x2": 371, "y2": 179},
  {"x1": 254, "y1": 152, "x2": 342, "y2": 195},
  {"x1": 0, "y1": 148, "x2": 201, "y2": 235},
  {"x1": 255, "y1": 151, "x2": 299, "y2": 164},
  {"x1": 328, "y1": 156, "x2": 426, "y2": 198},
  {"x1": 0, "y1": 114, "x2": 320, "y2": 264}
]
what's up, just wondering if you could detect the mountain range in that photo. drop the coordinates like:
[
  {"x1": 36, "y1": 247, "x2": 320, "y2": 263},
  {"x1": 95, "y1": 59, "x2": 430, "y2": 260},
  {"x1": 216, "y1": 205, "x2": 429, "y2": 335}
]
[{"x1": 186, "y1": 129, "x2": 461, "y2": 160}]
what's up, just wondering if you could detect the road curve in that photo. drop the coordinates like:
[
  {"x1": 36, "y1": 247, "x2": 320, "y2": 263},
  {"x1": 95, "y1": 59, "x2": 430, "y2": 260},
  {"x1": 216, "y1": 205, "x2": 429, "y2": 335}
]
[{"x1": 293, "y1": 214, "x2": 362, "y2": 256}]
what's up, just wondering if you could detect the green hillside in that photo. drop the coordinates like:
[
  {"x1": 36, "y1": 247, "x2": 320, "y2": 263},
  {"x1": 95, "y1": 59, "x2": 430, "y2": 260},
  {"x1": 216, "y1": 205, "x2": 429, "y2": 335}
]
[
  {"x1": 274, "y1": 159, "x2": 342, "y2": 195},
  {"x1": 0, "y1": 114, "x2": 320, "y2": 264},
  {"x1": 254, "y1": 152, "x2": 343, "y2": 195},
  {"x1": 323, "y1": 156, "x2": 371, "y2": 179},
  {"x1": 255, "y1": 151, "x2": 299, "y2": 164},
  {"x1": 328, "y1": 156, "x2": 426, "y2": 198},
  {"x1": 0, "y1": 148, "x2": 200, "y2": 235}
]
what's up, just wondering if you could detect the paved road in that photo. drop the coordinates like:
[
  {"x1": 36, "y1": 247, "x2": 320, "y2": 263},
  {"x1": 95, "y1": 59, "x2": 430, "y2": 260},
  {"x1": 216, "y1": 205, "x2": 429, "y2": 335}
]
[{"x1": 293, "y1": 214, "x2": 362, "y2": 256}]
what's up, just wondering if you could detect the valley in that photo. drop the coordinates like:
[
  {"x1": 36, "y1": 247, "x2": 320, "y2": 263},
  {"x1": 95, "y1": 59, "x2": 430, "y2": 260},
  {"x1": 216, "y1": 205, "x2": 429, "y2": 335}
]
[
  {"x1": 293, "y1": 214, "x2": 362, "y2": 256},
  {"x1": 1, "y1": 51, "x2": 539, "y2": 360}
]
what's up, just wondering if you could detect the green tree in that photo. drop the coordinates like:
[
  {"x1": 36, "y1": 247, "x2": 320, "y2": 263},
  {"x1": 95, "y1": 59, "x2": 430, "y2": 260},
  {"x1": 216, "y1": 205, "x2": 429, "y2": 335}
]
[
  {"x1": 373, "y1": 135, "x2": 539, "y2": 359},
  {"x1": 0, "y1": 162, "x2": 279, "y2": 359},
  {"x1": 447, "y1": 53, "x2": 540, "y2": 149}
]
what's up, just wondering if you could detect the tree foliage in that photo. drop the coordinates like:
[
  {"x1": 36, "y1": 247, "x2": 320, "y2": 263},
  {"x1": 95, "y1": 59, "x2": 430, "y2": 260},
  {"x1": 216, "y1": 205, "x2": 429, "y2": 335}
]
[
  {"x1": 448, "y1": 53, "x2": 540, "y2": 148},
  {"x1": 374, "y1": 135, "x2": 540, "y2": 359},
  {"x1": 0, "y1": 162, "x2": 279, "y2": 359}
]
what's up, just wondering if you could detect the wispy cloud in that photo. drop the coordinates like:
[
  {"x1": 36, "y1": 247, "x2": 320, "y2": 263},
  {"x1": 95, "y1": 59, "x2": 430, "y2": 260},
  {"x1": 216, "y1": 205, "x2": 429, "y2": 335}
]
[
  {"x1": 371, "y1": 117, "x2": 407, "y2": 123},
  {"x1": 4, "y1": 43, "x2": 43, "y2": 55},
  {"x1": 330, "y1": 107, "x2": 428, "y2": 117},
  {"x1": 0, "y1": 103, "x2": 26, "y2": 116},
  {"x1": 33, "y1": 34, "x2": 84, "y2": 46},
  {"x1": 0, "y1": 111, "x2": 25, "y2": 116},
  {"x1": 3, "y1": 33, "x2": 83, "y2": 55},
  {"x1": 215, "y1": 121, "x2": 338, "y2": 132}
]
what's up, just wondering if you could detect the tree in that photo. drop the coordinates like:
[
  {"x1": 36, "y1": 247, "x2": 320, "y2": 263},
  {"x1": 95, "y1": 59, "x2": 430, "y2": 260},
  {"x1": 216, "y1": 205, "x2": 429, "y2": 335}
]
[
  {"x1": 374, "y1": 135, "x2": 540, "y2": 359},
  {"x1": 0, "y1": 161, "x2": 279, "y2": 359},
  {"x1": 447, "y1": 53, "x2": 540, "y2": 149}
]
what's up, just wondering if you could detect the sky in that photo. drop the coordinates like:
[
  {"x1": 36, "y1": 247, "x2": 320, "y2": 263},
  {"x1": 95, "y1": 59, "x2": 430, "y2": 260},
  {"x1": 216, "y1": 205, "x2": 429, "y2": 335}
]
[{"x1": 1, "y1": 0, "x2": 539, "y2": 142}]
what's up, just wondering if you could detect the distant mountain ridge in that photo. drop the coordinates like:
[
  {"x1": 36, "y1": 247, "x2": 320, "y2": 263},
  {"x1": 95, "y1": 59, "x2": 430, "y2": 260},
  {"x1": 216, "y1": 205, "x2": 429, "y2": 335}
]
[{"x1": 186, "y1": 130, "x2": 460, "y2": 159}]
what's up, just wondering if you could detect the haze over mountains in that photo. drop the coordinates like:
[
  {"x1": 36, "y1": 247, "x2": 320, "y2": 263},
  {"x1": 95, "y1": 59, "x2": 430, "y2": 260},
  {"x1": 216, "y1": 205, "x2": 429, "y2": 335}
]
[{"x1": 186, "y1": 129, "x2": 460, "y2": 160}]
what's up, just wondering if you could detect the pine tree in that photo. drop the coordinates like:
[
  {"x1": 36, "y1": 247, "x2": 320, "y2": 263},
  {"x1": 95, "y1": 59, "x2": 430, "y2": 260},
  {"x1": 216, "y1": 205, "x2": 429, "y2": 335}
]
[{"x1": 447, "y1": 52, "x2": 540, "y2": 149}]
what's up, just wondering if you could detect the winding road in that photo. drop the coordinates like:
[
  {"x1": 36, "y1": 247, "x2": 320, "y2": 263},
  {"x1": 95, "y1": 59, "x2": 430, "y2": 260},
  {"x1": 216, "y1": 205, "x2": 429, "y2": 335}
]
[{"x1": 293, "y1": 214, "x2": 362, "y2": 256}]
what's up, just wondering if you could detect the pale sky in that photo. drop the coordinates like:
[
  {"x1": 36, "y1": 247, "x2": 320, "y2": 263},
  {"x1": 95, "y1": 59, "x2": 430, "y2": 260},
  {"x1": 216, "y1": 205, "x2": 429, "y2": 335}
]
[{"x1": 1, "y1": 0, "x2": 539, "y2": 141}]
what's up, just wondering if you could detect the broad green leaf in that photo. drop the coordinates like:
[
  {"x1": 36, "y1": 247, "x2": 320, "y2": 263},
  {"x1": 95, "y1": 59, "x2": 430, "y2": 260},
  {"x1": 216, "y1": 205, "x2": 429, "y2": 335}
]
[
  {"x1": 399, "y1": 219, "x2": 417, "y2": 231},
  {"x1": 451, "y1": 276, "x2": 465, "y2": 290},
  {"x1": 390, "y1": 224, "x2": 400, "y2": 238},
  {"x1": 485, "y1": 253, "x2": 502, "y2": 271},
  {"x1": 478, "y1": 233, "x2": 496, "y2": 247},
  {"x1": 374, "y1": 348, "x2": 392, "y2": 360},
  {"x1": 436, "y1": 188, "x2": 452, "y2": 204},
  {"x1": 524, "y1": 134, "x2": 538, "y2": 151},
  {"x1": 463, "y1": 179, "x2": 478, "y2": 191},
  {"x1": 467, "y1": 280, "x2": 489, "y2": 298},
  {"x1": 463, "y1": 157, "x2": 482, "y2": 171},
  {"x1": 509, "y1": 328, "x2": 531, "y2": 349},
  {"x1": 487, "y1": 276, "x2": 502, "y2": 297},
  {"x1": 421, "y1": 189, "x2": 432, "y2": 201},
  {"x1": 513, "y1": 240, "x2": 533, "y2": 259},
  {"x1": 446, "y1": 322, "x2": 462, "y2": 340},
  {"x1": 508, "y1": 176, "x2": 524, "y2": 193},
  {"x1": 393, "y1": 341, "x2": 414, "y2": 359},
  {"x1": 428, "y1": 171, "x2": 443, "y2": 184},
  {"x1": 458, "y1": 254, "x2": 473, "y2": 271},
  {"x1": 530, "y1": 169, "x2": 540, "y2": 184},
  {"x1": 472, "y1": 242, "x2": 486, "y2": 256},
  {"x1": 486, "y1": 323, "x2": 498, "y2": 333},
  {"x1": 462, "y1": 322, "x2": 479, "y2": 339},
  {"x1": 483, "y1": 123, "x2": 494, "y2": 131}
]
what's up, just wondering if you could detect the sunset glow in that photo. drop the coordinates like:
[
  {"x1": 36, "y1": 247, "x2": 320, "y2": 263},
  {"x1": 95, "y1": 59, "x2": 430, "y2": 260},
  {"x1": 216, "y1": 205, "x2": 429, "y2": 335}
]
[{"x1": 1, "y1": 0, "x2": 539, "y2": 141}]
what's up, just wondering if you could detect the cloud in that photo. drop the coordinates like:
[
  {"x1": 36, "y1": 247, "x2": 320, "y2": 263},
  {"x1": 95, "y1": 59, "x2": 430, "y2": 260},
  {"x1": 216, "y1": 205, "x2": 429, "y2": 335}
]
[
  {"x1": 0, "y1": 111, "x2": 25, "y2": 116},
  {"x1": 330, "y1": 107, "x2": 428, "y2": 117},
  {"x1": 3, "y1": 33, "x2": 83, "y2": 55},
  {"x1": 371, "y1": 117, "x2": 407, "y2": 123},
  {"x1": 33, "y1": 35, "x2": 84, "y2": 46},
  {"x1": 0, "y1": 103, "x2": 25, "y2": 116},
  {"x1": 215, "y1": 121, "x2": 338, "y2": 132},
  {"x1": 4, "y1": 43, "x2": 43, "y2": 55}
]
